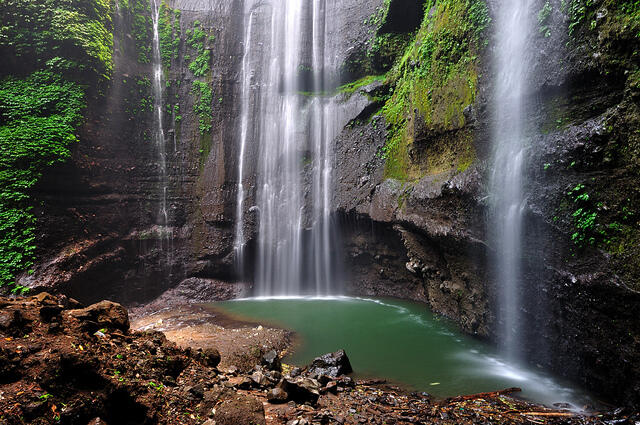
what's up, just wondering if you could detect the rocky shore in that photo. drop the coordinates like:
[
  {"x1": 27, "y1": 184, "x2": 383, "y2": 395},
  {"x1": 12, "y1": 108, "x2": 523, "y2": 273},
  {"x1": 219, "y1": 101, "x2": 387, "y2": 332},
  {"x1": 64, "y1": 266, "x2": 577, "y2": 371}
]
[{"x1": 0, "y1": 294, "x2": 636, "y2": 425}]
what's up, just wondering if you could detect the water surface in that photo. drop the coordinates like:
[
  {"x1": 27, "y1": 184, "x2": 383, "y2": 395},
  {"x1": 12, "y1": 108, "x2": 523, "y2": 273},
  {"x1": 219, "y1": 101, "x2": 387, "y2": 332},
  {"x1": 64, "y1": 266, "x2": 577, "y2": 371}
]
[{"x1": 211, "y1": 296, "x2": 593, "y2": 408}]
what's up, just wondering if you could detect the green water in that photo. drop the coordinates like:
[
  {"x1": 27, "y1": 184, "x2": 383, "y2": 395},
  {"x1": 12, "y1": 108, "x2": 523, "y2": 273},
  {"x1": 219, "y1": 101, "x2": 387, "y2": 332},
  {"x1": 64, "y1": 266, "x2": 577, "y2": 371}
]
[{"x1": 211, "y1": 297, "x2": 591, "y2": 408}]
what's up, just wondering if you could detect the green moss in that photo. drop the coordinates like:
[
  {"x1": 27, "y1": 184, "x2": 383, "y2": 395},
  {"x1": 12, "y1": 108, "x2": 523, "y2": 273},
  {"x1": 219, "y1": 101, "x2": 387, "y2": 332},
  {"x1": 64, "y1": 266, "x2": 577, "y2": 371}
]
[
  {"x1": 191, "y1": 80, "x2": 212, "y2": 136},
  {"x1": 158, "y1": 1, "x2": 181, "y2": 69},
  {"x1": 337, "y1": 74, "x2": 387, "y2": 96},
  {"x1": 567, "y1": 0, "x2": 640, "y2": 48},
  {"x1": 379, "y1": 0, "x2": 489, "y2": 181},
  {"x1": 186, "y1": 21, "x2": 212, "y2": 77}
]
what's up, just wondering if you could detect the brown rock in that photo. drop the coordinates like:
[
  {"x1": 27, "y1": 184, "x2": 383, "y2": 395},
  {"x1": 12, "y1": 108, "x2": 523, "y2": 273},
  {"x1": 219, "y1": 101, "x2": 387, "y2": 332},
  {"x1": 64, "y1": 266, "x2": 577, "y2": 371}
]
[
  {"x1": 67, "y1": 300, "x2": 130, "y2": 332},
  {"x1": 267, "y1": 387, "x2": 289, "y2": 403},
  {"x1": 226, "y1": 376, "x2": 253, "y2": 389},
  {"x1": 200, "y1": 347, "x2": 221, "y2": 367}
]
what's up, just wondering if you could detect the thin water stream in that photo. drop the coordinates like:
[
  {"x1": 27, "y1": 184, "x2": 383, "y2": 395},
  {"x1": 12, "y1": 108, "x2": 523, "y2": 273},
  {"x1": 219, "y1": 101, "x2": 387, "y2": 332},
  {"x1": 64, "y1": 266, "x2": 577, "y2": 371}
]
[{"x1": 211, "y1": 297, "x2": 594, "y2": 409}]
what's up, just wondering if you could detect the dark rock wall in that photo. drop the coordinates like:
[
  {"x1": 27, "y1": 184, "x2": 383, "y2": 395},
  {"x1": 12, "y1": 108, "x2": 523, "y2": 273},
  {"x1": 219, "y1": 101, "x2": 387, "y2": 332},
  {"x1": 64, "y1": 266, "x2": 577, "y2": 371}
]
[{"x1": 21, "y1": 0, "x2": 246, "y2": 304}]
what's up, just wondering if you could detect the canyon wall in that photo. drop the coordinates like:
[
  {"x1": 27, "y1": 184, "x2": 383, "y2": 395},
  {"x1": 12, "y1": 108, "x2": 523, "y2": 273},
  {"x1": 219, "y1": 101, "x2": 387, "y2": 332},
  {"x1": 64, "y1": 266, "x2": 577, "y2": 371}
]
[{"x1": 20, "y1": 0, "x2": 640, "y2": 406}]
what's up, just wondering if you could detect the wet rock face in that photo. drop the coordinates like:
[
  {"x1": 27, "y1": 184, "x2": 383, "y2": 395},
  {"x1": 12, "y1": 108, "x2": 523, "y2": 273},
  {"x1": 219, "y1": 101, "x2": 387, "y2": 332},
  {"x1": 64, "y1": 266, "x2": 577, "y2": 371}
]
[{"x1": 23, "y1": 0, "x2": 247, "y2": 304}]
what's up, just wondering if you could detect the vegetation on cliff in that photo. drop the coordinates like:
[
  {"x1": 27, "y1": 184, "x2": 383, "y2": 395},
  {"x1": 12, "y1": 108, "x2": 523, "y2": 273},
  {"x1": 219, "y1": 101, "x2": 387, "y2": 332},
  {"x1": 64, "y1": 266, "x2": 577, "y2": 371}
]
[
  {"x1": 0, "y1": 0, "x2": 114, "y2": 291},
  {"x1": 158, "y1": 2, "x2": 181, "y2": 69},
  {"x1": 380, "y1": 0, "x2": 489, "y2": 181},
  {"x1": 346, "y1": 0, "x2": 490, "y2": 182},
  {"x1": 552, "y1": 0, "x2": 640, "y2": 289}
]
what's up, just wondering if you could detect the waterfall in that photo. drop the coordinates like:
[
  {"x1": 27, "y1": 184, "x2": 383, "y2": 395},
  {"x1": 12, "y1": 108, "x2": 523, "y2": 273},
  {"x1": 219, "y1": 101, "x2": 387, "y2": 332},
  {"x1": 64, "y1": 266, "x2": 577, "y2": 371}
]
[
  {"x1": 490, "y1": 0, "x2": 536, "y2": 360},
  {"x1": 150, "y1": 0, "x2": 172, "y2": 249},
  {"x1": 233, "y1": 9, "x2": 254, "y2": 277},
  {"x1": 235, "y1": 0, "x2": 341, "y2": 296}
]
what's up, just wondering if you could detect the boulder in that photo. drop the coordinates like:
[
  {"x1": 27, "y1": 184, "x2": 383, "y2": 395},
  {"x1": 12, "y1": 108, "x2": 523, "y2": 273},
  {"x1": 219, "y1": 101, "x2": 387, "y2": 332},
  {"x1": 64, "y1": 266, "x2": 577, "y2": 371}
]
[
  {"x1": 261, "y1": 350, "x2": 282, "y2": 371},
  {"x1": 214, "y1": 394, "x2": 266, "y2": 425},
  {"x1": 199, "y1": 348, "x2": 221, "y2": 367},
  {"x1": 278, "y1": 377, "x2": 321, "y2": 404},
  {"x1": 267, "y1": 387, "x2": 288, "y2": 403},
  {"x1": 307, "y1": 350, "x2": 352, "y2": 379},
  {"x1": 67, "y1": 301, "x2": 129, "y2": 332},
  {"x1": 251, "y1": 371, "x2": 268, "y2": 387},
  {"x1": 226, "y1": 376, "x2": 253, "y2": 389}
]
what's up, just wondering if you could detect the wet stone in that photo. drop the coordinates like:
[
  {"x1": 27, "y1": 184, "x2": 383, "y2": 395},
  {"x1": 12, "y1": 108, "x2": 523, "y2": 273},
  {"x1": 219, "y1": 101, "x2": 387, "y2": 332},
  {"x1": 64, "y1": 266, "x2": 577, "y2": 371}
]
[
  {"x1": 262, "y1": 349, "x2": 282, "y2": 371},
  {"x1": 307, "y1": 350, "x2": 352, "y2": 379}
]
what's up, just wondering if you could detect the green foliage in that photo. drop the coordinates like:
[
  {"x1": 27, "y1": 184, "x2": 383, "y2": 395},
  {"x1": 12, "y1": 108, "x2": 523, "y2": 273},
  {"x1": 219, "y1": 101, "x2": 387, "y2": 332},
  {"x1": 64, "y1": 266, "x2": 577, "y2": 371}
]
[
  {"x1": 0, "y1": 0, "x2": 114, "y2": 80},
  {"x1": 191, "y1": 80, "x2": 212, "y2": 135},
  {"x1": 538, "y1": 1, "x2": 553, "y2": 37},
  {"x1": 133, "y1": 77, "x2": 153, "y2": 115},
  {"x1": 0, "y1": 0, "x2": 112, "y2": 290},
  {"x1": 567, "y1": 0, "x2": 640, "y2": 37},
  {"x1": 0, "y1": 71, "x2": 85, "y2": 289},
  {"x1": 158, "y1": 1, "x2": 181, "y2": 69},
  {"x1": 379, "y1": 0, "x2": 489, "y2": 181},
  {"x1": 567, "y1": 183, "x2": 604, "y2": 248},
  {"x1": 186, "y1": 21, "x2": 211, "y2": 77},
  {"x1": 119, "y1": 0, "x2": 152, "y2": 63}
]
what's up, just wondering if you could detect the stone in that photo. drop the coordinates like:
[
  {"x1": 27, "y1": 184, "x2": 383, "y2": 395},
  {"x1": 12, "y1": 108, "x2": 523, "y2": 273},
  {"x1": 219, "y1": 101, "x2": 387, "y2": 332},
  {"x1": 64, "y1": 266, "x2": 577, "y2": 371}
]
[
  {"x1": 324, "y1": 381, "x2": 338, "y2": 393},
  {"x1": 279, "y1": 377, "x2": 321, "y2": 404},
  {"x1": 261, "y1": 349, "x2": 282, "y2": 371},
  {"x1": 227, "y1": 376, "x2": 252, "y2": 389},
  {"x1": 267, "y1": 387, "x2": 289, "y2": 403},
  {"x1": 199, "y1": 348, "x2": 221, "y2": 367},
  {"x1": 289, "y1": 367, "x2": 302, "y2": 378},
  {"x1": 0, "y1": 310, "x2": 19, "y2": 329},
  {"x1": 251, "y1": 371, "x2": 268, "y2": 387},
  {"x1": 214, "y1": 394, "x2": 266, "y2": 425},
  {"x1": 35, "y1": 292, "x2": 57, "y2": 304},
  {"x1": 307, "y1": 350, "x2": 352, "y2": 379},
  {"x1": 67, "y1": 301, "x2": 129, "y2": 332}
]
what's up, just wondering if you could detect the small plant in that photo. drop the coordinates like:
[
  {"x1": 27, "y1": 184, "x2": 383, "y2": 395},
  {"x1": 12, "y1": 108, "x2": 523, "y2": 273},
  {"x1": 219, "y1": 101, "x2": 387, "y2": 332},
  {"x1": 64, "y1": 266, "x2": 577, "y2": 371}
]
[
  {"x1": 147, "y1": 381, "x2": 164, "y2": 391},
  {"x1": 38, "y1": 393, "x2": 53, "y2": 401}
]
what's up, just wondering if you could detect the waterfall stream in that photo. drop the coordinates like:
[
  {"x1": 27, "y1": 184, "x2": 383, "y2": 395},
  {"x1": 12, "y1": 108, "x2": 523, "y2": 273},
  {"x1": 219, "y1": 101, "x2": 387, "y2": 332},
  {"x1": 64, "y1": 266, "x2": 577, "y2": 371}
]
[
  {"x1": 235, "y1": 0, "x2": 342, "y2": 296},
  {"x1": 490, "y1": 0, "x2": 536, "y2": 360},
  {"x1": 151, "y1": 0, "x2": 173, "y2": 252}
]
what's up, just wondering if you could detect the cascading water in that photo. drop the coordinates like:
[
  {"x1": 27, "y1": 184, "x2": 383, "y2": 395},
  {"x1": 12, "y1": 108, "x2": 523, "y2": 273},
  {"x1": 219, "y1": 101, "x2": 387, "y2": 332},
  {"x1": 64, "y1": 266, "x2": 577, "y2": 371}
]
[
  {"x1": 233, "y1": 9, "x2": 254, "y2": 277},
  {"x1": 235, "y1": 0, "x2": 342, "y2": 296},
  {"x1": 490, "y1": 0, "x2": 535, "y2": 360},
  {"x1": 150, "y1": 0, "x2": 172, "y2": 251}
]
